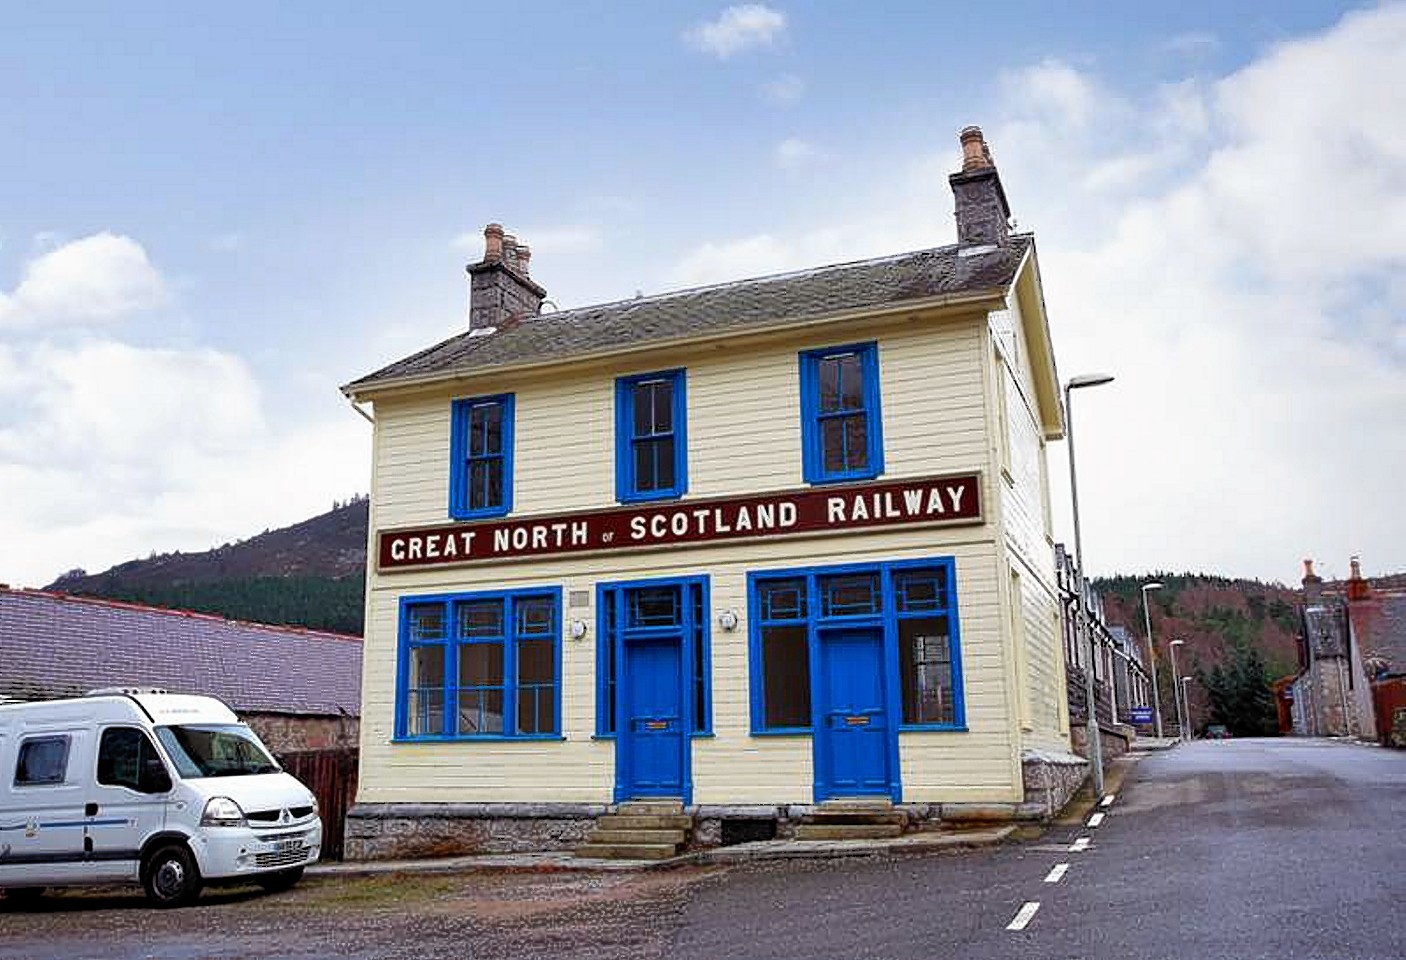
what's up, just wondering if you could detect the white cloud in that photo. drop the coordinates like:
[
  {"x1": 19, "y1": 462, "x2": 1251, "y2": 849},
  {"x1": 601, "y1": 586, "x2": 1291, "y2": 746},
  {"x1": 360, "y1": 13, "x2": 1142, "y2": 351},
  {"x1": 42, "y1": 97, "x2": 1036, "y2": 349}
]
[
  {"x1": 686, "y1": 5, "x2": 787, "y2": 59},
  {"x1": 762, "y1": 73, "x2": 805, "y2": 104},
  {"x1": 0, "y1": 233, "x2": 167, "y2": 330},
  {"x1": 774, "y1": 137, "x2": 820, "y2": 170},
  {"x1": 0, "y1": 232, "x2": 369, "y2": 587},
  {"x1": 209, "y1": 232, "x2": 244, "y2": 252}
]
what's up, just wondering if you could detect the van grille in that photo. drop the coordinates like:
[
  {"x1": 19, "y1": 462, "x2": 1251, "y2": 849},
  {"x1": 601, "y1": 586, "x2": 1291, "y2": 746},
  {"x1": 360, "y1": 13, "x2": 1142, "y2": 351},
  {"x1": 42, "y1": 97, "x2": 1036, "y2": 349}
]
[
  {"x1": 254, "y1": 847, "x2": 311, "y2": 869},
  {"x1": 248, "y1": 806, "x2": 315, "y2": 824}
]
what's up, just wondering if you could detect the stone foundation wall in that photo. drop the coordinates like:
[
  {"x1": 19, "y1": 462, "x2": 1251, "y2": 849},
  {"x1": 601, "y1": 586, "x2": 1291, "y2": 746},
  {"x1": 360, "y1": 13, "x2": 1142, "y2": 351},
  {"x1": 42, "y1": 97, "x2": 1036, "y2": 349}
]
[
  {"x1": 1069, "y1": 722, "x2": 1133, "y2": 761},
  {"x1": 345, "y1": 803, "x2": 604, "y2": 860},
  {"x1": 1020, "y1": 749, "x2": 1089, "y2": 819}
]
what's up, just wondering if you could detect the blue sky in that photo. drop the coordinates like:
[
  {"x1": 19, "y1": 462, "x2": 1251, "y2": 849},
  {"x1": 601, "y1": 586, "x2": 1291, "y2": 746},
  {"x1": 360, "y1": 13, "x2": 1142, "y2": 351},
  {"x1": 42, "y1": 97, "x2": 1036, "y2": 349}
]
[{"x1": 2, "y1": 2, "x2": 1401, "y2": 587}]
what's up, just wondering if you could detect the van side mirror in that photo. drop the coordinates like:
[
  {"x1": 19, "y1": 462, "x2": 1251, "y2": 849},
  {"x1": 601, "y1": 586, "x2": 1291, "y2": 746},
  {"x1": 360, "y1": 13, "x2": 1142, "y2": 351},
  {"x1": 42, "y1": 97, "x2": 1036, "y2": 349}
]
[{"x1": 139, "y1": 757, "x2": 172, "y2": 794}]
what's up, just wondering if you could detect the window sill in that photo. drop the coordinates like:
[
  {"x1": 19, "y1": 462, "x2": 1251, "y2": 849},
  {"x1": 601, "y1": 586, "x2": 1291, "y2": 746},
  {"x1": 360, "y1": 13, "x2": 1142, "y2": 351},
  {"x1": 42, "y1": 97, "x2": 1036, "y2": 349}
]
[
  {"x1": 449, "y1": 505, "x2": 512, "y2": 521},
  {"x1": 591, "y1": 731, "x2": 715, "y2": 741},
  {"x1": 616, "y1": 488, "x2": 687, "y2": 505},
  {"x1": 392, "y1": 734, "x2": 566, "y2": 744},
  {"x1": 899, "y1": 724, "x2": 968, "y2": 733},
  {"x1": 802, "y1": 469, "x2": 883, "y2": 488},
  {"x1": 749, "y1": 728, "x2": 812, "y2": 737}
]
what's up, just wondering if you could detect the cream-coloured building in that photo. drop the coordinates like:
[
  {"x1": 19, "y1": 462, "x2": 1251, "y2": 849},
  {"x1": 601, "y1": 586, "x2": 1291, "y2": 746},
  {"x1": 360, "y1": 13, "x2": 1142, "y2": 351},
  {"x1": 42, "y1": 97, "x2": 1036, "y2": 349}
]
[{"x1": 341, "y1": 128, "x2": 1084, "y2": 858}]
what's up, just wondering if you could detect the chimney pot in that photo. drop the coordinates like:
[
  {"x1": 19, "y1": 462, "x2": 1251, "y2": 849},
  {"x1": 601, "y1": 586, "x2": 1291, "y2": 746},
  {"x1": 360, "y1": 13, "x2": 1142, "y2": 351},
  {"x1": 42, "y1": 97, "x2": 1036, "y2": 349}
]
[
  {"x1": 959, "y1": 125, "x2": 992, "y2": 171},
  {"x1": 518, "y1": 245, "x2": 531, "y2": 275},
  {"x1": 484, "y1": 223, "x2": 504, "y2": 263}
]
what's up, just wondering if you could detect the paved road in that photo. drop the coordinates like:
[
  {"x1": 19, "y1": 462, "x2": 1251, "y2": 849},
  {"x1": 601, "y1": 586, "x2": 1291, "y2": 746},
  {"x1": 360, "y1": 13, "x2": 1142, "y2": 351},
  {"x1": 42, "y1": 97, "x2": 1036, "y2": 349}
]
[
  {"x1": 671, "y1": 738, "x2": 1406, "y2": 960},
  {"x1": 3, "y1": 738, "x2": 1402, "y2": 959}
]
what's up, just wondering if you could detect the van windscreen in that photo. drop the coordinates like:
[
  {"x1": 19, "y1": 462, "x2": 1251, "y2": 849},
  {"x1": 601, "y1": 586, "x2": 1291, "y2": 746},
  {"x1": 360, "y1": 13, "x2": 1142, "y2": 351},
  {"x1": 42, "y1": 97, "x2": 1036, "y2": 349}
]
[{"x1": 155, "y1": 724, "x2": 280, "y2": 779}]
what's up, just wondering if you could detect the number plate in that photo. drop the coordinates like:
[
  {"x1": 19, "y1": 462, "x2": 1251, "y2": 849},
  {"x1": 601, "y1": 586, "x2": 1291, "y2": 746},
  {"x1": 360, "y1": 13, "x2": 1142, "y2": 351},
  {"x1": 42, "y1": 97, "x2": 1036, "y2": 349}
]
[{"x1": 273, "y1": 839, "x2": 304, "y2": 854}]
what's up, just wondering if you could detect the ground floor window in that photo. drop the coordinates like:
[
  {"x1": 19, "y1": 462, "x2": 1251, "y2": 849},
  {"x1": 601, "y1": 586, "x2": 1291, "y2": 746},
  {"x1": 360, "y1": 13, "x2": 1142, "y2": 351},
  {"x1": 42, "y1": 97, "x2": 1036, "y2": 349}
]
[
  {"x1": 596, "y1": 577, "x2": 711, "y2": 736},
  {"x1": 748, "y1": 558, "x2": 964, "y2": 733},
  {"x1": 397, "y1": 588, "x2": 560, "y2": 740}
]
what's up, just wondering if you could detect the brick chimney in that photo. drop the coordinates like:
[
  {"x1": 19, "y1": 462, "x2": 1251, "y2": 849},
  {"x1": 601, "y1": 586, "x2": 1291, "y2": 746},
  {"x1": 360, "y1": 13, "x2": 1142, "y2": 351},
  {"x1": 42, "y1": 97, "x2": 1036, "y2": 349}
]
[
  {"x1": 1302, "y1": 558, "x2": 1323, "y2": 604},
  {"x1": 948, "y1": 126, "x2": 1011, "y2": 247},
  {"x1": 467, "y1": 223, "x2": 546, "y2": 333},
  {"x1": 1346, "y1": 556, "x2": 1371, "y2": 602}
]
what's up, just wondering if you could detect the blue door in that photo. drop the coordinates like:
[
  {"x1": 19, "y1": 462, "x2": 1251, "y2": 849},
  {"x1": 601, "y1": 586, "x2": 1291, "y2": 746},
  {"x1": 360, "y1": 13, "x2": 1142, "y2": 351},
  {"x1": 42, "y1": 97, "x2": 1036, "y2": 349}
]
[
  {"x1": 617, "y1": 638, "x2": 688, "y2": 800},
  {"x1": 814, "y1": 627, "x2": 895, "y2": 800}
]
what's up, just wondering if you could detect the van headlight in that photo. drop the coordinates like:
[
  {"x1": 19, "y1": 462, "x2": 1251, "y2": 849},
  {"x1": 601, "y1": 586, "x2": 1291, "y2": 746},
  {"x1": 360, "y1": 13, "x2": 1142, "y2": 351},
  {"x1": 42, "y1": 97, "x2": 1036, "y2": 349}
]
[
  {"x1": 310, "y1": 795, "x2": 320, "y2": 818},
  {"x1": 200, "y1": 797, "x2": 248, "y2": 827}
]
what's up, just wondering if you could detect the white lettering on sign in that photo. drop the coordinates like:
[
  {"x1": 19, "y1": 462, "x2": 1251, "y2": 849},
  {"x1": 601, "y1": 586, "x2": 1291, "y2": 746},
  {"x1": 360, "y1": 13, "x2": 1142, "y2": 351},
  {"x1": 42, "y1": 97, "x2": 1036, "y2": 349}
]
[{"x1": 380, "y1": 473, "x2": 978, "y2": 570}]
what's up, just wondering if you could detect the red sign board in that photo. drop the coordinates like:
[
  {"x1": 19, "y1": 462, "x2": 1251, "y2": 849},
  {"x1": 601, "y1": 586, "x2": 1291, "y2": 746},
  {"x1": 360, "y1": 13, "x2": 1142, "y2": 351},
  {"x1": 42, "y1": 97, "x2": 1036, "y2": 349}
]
[{"x1": 377, "y1": 472, "x2": 982, "y2": 572}]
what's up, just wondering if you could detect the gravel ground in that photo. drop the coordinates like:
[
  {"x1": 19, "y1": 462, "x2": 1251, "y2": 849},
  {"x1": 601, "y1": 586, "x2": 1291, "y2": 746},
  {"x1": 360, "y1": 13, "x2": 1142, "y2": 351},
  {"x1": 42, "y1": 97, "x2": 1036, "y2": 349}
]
[{"x1": 0, "y1": 866, "x2": 720, "y2": 960}]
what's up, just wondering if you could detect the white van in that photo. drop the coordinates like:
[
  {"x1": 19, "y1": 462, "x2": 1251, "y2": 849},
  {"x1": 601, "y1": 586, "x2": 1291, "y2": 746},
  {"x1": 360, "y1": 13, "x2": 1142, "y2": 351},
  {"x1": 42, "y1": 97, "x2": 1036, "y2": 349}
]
[{"x1": 0, "y1": 689, "x2": 322, "y2": 907}]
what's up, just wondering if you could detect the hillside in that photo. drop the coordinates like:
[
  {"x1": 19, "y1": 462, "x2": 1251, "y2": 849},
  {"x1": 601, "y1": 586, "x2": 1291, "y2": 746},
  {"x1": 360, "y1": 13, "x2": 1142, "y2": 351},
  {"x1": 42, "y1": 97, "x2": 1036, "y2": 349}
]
[
  {"x1": 1094, "y1": 573, "x2": 1303, "y2": 735},
  {"x1": 46, "y1": 498, "x2": 369, "y2": 634}
]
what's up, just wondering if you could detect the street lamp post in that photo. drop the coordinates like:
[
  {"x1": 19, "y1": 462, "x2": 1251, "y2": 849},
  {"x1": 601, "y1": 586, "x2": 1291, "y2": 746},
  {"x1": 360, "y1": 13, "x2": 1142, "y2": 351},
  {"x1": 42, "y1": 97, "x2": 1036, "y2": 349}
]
[
  {"x1": 1169, "y1": 639, "x2": 1187, "y2": 740},
  {"x1": 1141, "y1": 582, "x2": 1166, "y2": 739},
  {"x1": 1180, "y1": 677, "x2": 1195, "y2": 739},
  {"x1": 1065, "y1": 372, "x2": 1115, "y2": 797}
]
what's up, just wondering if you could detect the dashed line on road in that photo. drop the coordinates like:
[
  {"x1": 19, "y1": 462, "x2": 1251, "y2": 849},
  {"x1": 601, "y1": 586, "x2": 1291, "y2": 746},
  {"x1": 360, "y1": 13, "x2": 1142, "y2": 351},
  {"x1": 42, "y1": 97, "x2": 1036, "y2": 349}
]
[
  {"x1": 1043, "y1": 863, "x2": 1070, "y2": 884},
  {"x1": 1070, "y1": 836, "x2": 1091, "y2": 852},
  {"x1": 1006, "y1": 901, "x2": 1041, "y2": 931},
  {"x1": 1100, "y1": 794, "x2": 1116, "y2": 807},
  {"x1": 1087, "y1": 812, "x2": 1105, "y2": 828}
]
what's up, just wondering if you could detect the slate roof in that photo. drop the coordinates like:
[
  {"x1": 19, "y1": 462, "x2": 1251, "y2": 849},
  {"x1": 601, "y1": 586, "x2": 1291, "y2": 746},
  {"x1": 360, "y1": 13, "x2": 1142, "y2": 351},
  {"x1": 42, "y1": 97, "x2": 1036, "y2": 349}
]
[
  {"x1": 1351, "y1": 591, "x2": 1406, "y2": 677},
  {"x1": 0, "y1": 588, "x2": 361, "y2": 716},
  {"x1": 345, "y1": 236, "x2": 1032, "y2": 394}
]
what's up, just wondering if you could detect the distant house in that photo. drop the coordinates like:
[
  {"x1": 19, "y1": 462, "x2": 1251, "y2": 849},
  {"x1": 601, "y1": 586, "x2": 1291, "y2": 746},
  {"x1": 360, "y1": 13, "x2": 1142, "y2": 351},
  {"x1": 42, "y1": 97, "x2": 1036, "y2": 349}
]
[
  {"x1": 0, "y1": 586, "x2": 362, "y2": 753},
  {"x1": 1290, "y1": 559, "x2": 1406, "y2": 743}
]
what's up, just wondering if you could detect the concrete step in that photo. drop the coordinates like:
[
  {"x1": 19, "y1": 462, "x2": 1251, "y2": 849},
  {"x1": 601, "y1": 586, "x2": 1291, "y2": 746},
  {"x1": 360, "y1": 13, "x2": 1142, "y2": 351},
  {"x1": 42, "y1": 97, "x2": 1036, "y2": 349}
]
[
  {"x1": 819, "y1": 797, "x2": 894, "y2": 812},
  {"x1": 587, "y1": 828, "x2": 687, "y2": 845},
  {"x1": 615, "y1": 800, "x2": 685, "y2": 816},
  {"x1": 596, "y1": 814, "x2": 694, "y2": 831},
  {"x1": 794, "y1": 823, "x2": 905, "y2": 841},
  {"x1": 806, "y1": 810, "x2": 908, "y2": 827},
  {"x1": 574, "y1": 842, "x2": 679, "y2": 861}
]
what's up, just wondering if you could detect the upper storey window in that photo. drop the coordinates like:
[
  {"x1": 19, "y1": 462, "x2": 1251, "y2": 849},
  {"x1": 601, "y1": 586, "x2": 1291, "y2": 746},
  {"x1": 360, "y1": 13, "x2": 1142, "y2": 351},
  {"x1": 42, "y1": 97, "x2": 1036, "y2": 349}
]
[
  {"x1": 616, "y1": 369, "x2": 687, "y2": 502},
  {"x1": 450, "y1": 394, "x2": 514, "y2": 519},
  {"x1": 799, "y1": 342, "x2": 884, "y2": 484}
]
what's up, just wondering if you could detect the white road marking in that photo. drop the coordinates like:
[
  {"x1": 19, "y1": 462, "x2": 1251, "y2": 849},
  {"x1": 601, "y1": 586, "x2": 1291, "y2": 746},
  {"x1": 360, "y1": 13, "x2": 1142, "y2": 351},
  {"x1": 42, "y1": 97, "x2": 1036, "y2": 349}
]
[
  {"x1": 1070, "y1": 836, "x2": 1091, "y2": 852},
  {"x1": 1087, "y1": 812, "x2": 1105, "y2": 827},
  {"x1": 1044, "y1": 863, "x2": 1070, "y2": 883},
  {"x1": 1006, "y1": 901, "x2": 1041, "y2": 931},
  {"x1": 1100, "y1": 794, "x2": 1115, "y2": 807}
]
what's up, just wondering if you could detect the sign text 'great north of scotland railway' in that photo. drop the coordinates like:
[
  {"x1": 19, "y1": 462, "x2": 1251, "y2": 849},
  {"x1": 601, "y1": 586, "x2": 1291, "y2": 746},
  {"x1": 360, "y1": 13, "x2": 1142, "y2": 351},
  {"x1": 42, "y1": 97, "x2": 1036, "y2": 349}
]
[{"x1": 378, "y1": 472, "x2": 982, "y2": 571}]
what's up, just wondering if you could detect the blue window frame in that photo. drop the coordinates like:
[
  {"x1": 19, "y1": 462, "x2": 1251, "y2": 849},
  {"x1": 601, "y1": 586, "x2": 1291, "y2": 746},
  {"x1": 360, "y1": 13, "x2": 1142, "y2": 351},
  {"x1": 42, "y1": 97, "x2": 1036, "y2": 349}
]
[
  {"x1": 450, "y1": 393, "x2": 514, "y2": 519},
  {"x1": 396, "y1": 587, "x2": 561, "y2": 740},
  {"x1": 615, "y1": 369, "x2": 687, "y2": 502},
  {"x1": 595, "y1": 576, "x2": 711, "y2": 737},
  {"x1": 798, "y1": 342, "x2": 884, "y2": 484},
  {"x1": 747, "y1": 558, "x2": 965, "y2": 734}
]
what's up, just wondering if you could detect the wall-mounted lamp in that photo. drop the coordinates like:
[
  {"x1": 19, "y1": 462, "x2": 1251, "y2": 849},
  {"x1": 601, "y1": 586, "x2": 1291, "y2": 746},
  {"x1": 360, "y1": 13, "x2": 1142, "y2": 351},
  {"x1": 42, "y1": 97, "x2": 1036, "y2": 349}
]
[
  {"x1": 717, "y1": 609, "x2": 740, "y2": 632},
  {"x1": 569, "y1": 619, "x2": 589, "y2": 641}
]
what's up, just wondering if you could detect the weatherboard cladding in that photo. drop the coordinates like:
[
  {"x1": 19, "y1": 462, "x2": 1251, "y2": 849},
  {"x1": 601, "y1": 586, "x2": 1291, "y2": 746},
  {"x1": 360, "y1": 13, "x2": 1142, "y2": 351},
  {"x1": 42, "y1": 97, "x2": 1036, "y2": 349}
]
[
  {"x1": 345, "y1": 236, "x2": 1031, "y2": 392},
  {"x1": 0, "y1": 589, "x2": 361, "y2": 716}
]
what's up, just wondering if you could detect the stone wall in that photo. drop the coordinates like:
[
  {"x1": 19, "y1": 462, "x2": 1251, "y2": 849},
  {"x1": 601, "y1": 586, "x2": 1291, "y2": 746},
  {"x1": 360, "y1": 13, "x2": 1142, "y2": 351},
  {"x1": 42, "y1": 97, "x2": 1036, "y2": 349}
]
[
  {"x1": 246, "y1": 712, "x2": 360, "y2": 754},
  {"x1": 1069, "y1": 722, "x2": 1132, "y2": 761},
  {"x1": 346, "y1": 803, "x2": 603, "y2": 860},
  {"x1": 1020, "y1": 749, "x2": 1089, "y2": 819}
]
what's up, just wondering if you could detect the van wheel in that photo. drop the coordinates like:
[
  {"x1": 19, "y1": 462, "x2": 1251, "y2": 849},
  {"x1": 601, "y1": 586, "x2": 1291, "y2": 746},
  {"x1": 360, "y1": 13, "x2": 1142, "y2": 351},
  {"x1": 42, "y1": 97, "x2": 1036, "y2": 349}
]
[
  {"x1": 255, "y1": 866, "x2": 304, "y2": 893},
  {"x1": 142, "y1": 843, "x2": 202, "y2": 908}
]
